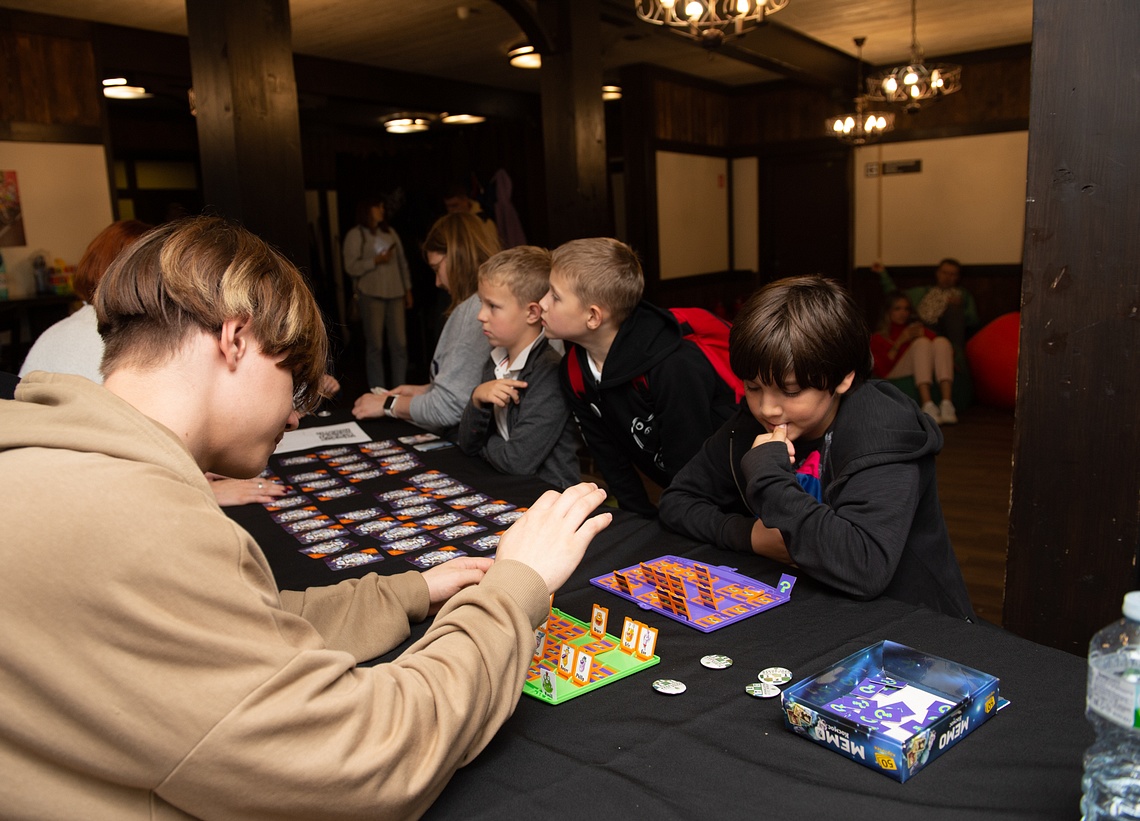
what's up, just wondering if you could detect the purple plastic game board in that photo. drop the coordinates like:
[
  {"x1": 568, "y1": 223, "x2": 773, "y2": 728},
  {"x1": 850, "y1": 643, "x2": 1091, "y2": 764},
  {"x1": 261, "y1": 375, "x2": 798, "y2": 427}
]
[{"x1": 590, "y1": 555, "x2": 795, "y2": 633}]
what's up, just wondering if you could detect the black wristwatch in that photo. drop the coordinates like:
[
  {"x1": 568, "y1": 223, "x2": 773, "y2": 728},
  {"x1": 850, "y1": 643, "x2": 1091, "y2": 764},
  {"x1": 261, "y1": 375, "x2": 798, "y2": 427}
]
[{"x1": 383, "y1": 394, "x2": 398, "y2": 418}]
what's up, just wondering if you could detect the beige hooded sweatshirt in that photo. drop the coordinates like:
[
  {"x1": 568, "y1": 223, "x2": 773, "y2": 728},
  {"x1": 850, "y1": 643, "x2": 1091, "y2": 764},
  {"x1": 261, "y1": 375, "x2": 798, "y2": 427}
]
[{"x1": 0, "y1": 373, "x2": 549, "y2": 820}]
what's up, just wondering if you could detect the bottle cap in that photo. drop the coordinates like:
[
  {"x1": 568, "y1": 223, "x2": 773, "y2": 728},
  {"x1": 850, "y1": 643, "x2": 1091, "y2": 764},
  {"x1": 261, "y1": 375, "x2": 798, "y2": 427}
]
[{"x1": 1124, "y1": 591, "x2": 1140, "y2": 622}]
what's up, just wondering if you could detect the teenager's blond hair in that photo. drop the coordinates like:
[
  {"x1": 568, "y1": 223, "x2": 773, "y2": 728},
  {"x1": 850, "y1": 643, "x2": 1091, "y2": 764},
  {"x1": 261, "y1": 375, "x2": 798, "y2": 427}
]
[
  {"x1": 479, "y1": 246, "x2": 552, "y2": 305},
  {"x1": 550, "y1": 238, "x2": 643, "y2": 324},
  {"x1": 95, "y1": 216, "x2": 329, "y2": 412}
]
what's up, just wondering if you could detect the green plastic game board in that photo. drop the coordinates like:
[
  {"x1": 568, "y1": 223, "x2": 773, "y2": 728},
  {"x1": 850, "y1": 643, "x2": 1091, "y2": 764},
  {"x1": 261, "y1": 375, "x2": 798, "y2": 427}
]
[{"x1": 522, "y1": 608, "x2": 660, "y2": 705}]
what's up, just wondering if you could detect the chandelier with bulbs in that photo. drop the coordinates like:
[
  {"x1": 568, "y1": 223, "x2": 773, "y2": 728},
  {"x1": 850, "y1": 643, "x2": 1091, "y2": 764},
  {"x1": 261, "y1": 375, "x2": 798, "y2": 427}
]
[
  {"x1": 635, "y1": 0, "x2": 789, "y2": 49},
  {"x1": 867, "y1": 0, "x2": 961, "y2": 113},
  {"x1": 826, "y1": 38, "x2": 894, "y2": 146}
]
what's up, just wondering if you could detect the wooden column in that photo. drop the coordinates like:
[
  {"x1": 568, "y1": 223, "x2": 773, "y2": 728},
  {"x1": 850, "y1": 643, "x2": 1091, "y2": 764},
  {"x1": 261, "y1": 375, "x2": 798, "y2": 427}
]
[
  {"x1": 1004, "y1": 0, "x2": 1140, "y2": 653},
  {"x1": 537, "y1": 0, "x2": 609, "y2": 244},
  {"x1": 185, "y1": 0, "x2": 307, "y2": 267}
]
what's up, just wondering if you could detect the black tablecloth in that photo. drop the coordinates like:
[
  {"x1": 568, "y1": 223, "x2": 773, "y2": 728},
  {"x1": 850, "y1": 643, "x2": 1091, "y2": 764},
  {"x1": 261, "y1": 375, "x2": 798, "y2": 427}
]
[{"x1": 227, "y1": 413, "x2": 1090, "y2": 820}]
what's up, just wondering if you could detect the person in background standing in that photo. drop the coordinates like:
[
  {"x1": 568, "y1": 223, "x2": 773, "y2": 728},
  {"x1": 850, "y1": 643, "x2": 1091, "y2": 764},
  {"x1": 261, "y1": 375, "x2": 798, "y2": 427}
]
[{"x1": 343, "y1": 195, "x2": 413, "y2": 390}]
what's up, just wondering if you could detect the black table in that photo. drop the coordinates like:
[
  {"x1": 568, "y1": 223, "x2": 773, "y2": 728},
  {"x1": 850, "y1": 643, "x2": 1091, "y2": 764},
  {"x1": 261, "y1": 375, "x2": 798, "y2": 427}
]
[{"x1": 227, "y1": 413, "x2": 1090, "y2": 820}]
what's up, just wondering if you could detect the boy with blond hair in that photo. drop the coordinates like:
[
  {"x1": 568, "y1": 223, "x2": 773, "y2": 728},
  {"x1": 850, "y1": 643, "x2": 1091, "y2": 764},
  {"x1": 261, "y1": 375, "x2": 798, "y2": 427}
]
[
  {"x1": 540, "y1": 237, "x2": 738, "y2": 516},
  {"x1": 458, "y1": 246, "x2": 580, "y2": 487},
  {"x1": 0, "y1": 216, "x2": 611, "y2": 819}
]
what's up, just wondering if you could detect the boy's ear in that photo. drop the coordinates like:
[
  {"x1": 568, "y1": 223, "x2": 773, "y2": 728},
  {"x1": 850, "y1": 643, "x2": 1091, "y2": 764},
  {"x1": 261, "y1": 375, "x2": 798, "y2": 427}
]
[
  {"x1": 524, "y1": 301, "x2": 543, "y2": 325},
  {"x1": 834, "y1": 370, "x2": 856, "y2": 396},
  {"x1": 219, "y1": 317, "x2": 250, "y2": 370},
  {"x1": 586, "y1": 304, "x2": 607, "y2": 330}
]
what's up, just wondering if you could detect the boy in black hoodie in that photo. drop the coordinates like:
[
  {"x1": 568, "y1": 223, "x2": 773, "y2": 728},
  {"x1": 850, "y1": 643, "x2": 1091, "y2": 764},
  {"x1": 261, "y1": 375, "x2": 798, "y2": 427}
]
[
  {"x1": 659, "y1": 276, "x2": 974, "y2": 620},
  {"x1": 538, "y1": 238, "x2": 738, "y2": 517}
]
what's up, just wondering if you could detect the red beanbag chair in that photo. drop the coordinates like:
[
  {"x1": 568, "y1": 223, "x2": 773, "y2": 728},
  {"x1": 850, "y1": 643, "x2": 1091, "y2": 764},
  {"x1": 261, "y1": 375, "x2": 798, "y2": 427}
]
[{"x1": 966, "y1": 312, "x2": 1019, "y2": 409}]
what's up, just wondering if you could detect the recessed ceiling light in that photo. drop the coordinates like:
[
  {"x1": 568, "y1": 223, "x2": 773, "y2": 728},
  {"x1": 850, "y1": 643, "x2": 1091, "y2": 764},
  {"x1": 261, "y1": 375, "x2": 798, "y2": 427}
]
[
  {"x1": 602, "y1": 85, "x2": 623, "y2": 101},
  {"x1": 508, "y1": 44, "x2": 541, "y2": 69},
  {"x1": 440, "y1": 113, "x2": 486, "y2": 125},
  {"x1": 103, "y1": 84, "x2": 153, "y2": 100},
  {"x1": 384, "y1": 117, "x2": 430, "y2": 134}
]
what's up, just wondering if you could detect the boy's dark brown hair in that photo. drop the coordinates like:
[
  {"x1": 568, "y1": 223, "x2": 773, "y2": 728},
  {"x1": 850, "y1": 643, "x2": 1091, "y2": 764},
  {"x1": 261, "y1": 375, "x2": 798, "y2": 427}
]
[
  {"x1": 729, "y1": 275, "x2": 871, "y2": 392},
  {"x1": 95, "y1": 216, "x2": 329, "y2": 412}
]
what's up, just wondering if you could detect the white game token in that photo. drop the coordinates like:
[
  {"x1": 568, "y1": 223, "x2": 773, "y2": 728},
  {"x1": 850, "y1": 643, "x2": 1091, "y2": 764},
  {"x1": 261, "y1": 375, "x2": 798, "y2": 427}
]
[
  {"x1": 745, "y1": 682, "x2": 782, "y2": 698},
  {"x1": 701, "y1": 654, "x2": 733, "y2": 670},
  {"x1": 758, "y1": 666, "x2": 793, "y2": 685},
  {"x1": 652, "y1": 679, "x2": 687, "y2": 695}
]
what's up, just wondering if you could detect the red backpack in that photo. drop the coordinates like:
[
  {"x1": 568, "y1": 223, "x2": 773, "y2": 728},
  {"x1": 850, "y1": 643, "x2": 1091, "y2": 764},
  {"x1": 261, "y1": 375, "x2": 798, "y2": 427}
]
[{"x1": 565, "y1": 307, "x2": 745, "y2": 403}]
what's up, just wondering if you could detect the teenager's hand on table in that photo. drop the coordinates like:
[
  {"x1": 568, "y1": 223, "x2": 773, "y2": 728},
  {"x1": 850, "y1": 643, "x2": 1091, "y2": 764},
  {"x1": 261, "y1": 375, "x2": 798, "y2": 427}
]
[
  {"x1": 472, "y1": 378, "x2": 527, "y2": 409},
  {"x1": 422, "y1": 557, "x2": 495, "y2": 615},
  {"x1": 752, "y1": 423, "x2": 795, "y2": 464},
  {"x1": 206, "y1": 473, "x2": 286, "y2": 506},
  {"x1": 495, "y1": 483, "x2": 612, "y2": 595},
  {"x1": 388, "y1": 383, "x2": 430, "y2": 397}
]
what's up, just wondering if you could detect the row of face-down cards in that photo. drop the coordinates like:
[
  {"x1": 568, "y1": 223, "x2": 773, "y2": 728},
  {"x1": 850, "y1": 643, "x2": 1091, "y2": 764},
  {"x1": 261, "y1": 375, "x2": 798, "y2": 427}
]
[{"x1": 259, "y1": 437, "x2": 527, "y2": 571}]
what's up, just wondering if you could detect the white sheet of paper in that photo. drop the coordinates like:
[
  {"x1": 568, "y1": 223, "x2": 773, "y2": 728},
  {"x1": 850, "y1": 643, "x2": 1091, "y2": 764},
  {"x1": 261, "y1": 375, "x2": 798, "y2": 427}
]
[{"x1": 274, "y1": 422, "x2": 371, "y2": 455}]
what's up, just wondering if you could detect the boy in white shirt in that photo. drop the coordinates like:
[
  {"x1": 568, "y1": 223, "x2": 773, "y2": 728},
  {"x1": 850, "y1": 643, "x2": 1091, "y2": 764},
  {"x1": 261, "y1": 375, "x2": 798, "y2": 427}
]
[{"x1": 458, "y1": 247, "x2": 580, "y2": 488}]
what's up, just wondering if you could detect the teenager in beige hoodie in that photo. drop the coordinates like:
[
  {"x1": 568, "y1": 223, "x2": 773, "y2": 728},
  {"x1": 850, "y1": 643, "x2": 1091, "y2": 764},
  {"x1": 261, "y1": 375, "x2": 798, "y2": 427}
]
[{"x1": 0, "y1": 215, "x2": 610, "y2": 820}]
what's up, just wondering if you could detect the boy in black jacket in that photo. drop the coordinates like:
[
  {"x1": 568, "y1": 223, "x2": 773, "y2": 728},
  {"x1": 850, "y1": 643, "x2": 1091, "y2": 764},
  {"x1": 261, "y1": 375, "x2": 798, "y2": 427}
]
[
  {"x1": 538, "y1": 238, "x2": 738, "y2": 517},
  {"x1": 659, "y1": 276, "x2": 974, "y2": 620}
]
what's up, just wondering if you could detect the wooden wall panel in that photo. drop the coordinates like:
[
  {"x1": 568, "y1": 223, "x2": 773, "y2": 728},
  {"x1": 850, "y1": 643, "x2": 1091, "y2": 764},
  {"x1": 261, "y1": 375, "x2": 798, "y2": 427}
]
[
  {"x1": 1004, "y1": 1, "x2": 1140, "y2": 654},
  {"x1": 654, "y1": 80, "x2": 730, "y2": 147},
  {"x1": 0, "y1": 12, "x2": 101, "y2": 140},
  {"x1": 0, "y1": 12, "x2": 100, "y2": 132}
]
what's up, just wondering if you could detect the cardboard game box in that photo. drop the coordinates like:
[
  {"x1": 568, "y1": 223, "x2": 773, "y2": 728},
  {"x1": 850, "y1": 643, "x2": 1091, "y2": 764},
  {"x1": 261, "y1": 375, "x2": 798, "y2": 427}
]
[{"x1": 780, "y1": 640, "x2": 1005, "y2": 782}]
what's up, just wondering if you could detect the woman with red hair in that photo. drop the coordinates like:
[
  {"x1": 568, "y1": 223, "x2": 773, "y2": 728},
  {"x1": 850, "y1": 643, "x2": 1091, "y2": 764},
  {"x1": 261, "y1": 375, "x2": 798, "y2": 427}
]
[{"x1": 20, "y1": 219, "x2": 152, "y2": 383}]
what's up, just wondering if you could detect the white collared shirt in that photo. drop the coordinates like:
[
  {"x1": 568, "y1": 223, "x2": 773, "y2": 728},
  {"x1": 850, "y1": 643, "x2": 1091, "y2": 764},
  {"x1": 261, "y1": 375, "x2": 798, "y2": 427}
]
[{"x1": 490, "y1": 332, "x2": 544, "y2": 441}]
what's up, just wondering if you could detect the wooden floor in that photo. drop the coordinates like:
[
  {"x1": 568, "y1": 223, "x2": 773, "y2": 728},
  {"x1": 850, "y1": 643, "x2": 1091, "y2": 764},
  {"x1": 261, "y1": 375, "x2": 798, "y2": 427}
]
[{"x1": 934, "y1": 405, "x2": 1014, "y2": 626}]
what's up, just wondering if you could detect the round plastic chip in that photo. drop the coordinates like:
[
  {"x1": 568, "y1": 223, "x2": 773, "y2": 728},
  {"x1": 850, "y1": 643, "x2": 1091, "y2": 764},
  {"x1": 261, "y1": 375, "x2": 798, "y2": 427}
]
[
  {"x1": 652, "y1": 679, "x2": 687, "y2": 695},
  {"x1": 758, "y1": 666, "x2": 793, "y2": 685},
  {"x1": 701, "y1": 654, "x2": 733, "y2": 670},
  {"x1": 745, "y1": 681, "x2": 782, "y2": 698}
]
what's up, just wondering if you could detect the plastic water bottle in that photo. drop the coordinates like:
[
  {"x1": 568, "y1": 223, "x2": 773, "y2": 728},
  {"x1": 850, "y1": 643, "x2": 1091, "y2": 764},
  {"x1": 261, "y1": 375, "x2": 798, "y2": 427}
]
[{"x1": 1082, "y1": 591, "x2": 1140, "y2": 819}]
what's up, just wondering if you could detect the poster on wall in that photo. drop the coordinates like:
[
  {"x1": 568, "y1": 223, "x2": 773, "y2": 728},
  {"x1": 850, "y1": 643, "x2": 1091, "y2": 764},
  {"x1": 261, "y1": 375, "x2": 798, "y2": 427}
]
[{"x1": 1, "y1": 170, "x2": 27, "y2": 247}]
